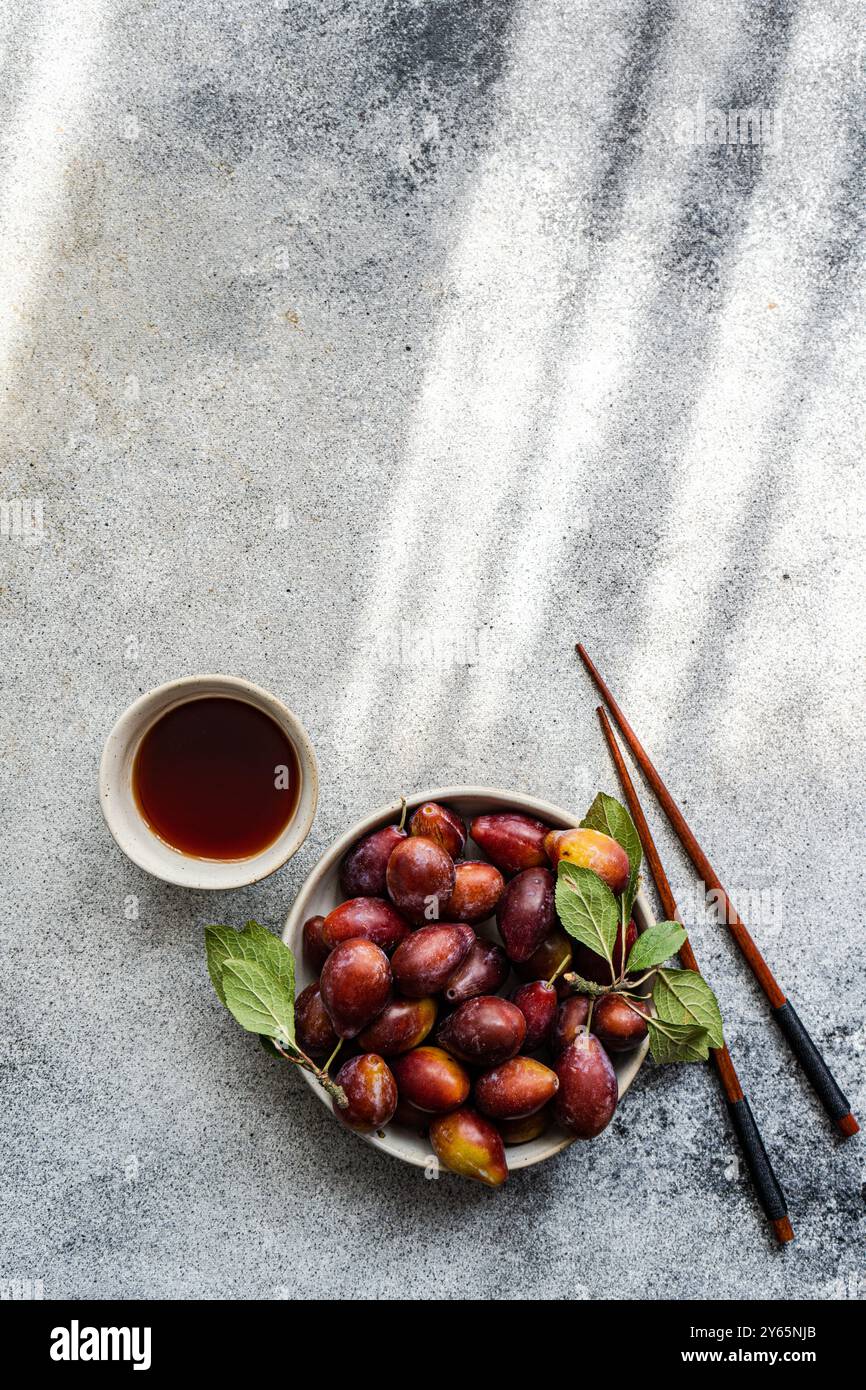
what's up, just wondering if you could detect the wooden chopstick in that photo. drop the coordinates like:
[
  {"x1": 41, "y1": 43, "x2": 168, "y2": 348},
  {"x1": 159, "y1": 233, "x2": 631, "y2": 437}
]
[
  {"x1": 578, "y1": 643, "x2": 859, "y2": 1140},
  {"x1": 597, "y1": 705, "x2": 794, "y2": 1245}
]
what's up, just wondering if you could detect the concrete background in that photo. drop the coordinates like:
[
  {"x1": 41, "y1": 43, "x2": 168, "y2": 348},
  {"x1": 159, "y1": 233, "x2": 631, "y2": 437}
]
[{"x1": 1, "y1": 0, "x2": 864, "y2": 1300}]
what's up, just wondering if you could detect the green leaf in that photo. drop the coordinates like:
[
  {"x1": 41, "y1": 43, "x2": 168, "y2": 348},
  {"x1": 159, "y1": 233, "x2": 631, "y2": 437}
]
[
  {"x1": 555, "y1": 862, "x2": 619, "y2": 967},
  {"x1": 242, "y1": 921, "x2": 296, "y2": 1000},
  {"x1": 581, "y1": 791, "x2": 642, "y2": 913},
  {"x1": 205, "y1": 921, "x2": 295, "y2": 1009},
  {"x1": 646, "y1": 1016, "x2": 712, "y2": 1064},
  {"x1": 626, "y1": 921, "x2": 688, "y2": 974},
  {"x1": 221, "y1": 958, "x2": 295, "y2": 1044},
  {"x1": 205, "y1": 925, "x2": 237, "y2": 1005},
  {"x1": 653, "y1": 968, "x2": 724, "y2": 1049}
]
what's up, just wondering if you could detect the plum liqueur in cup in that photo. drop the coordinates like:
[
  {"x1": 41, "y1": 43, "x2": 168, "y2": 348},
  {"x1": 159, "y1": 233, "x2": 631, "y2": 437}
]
[
  {"x1": 100, "y1": 674, "x2": 318, "y2": 888},
  {"x1": 132, "y1": 696, "x2": 300, "y2": 860}
]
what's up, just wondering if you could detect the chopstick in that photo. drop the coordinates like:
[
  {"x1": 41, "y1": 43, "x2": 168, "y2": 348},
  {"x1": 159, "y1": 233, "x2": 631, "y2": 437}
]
[
  {"x1": 578, "y1": 643, "x2": 859, "y2": 1140},
  {"x1": 597, "y1": 705, "x2": 794, "y2": 1245}
]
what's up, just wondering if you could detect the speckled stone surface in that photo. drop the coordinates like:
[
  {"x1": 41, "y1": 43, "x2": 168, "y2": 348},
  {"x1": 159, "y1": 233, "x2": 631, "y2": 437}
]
[{"x1": 1, "y1": 0, "x2": 864, "y2": 1300}]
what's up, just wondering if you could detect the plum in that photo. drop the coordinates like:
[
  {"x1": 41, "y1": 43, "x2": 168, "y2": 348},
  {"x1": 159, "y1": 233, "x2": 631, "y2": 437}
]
[
  {"x1": 438, "y1": 996, "x2": 526, "y2": 1067},
  {"x1": 340, "y1": 822, "x2": 407, "y2": 897},
  {"x1": 391, "y1": 1045, "x2": 471, "y2": 1113},
  {"x1": 409, "y1": 802, "x2": 466, "y2": 858},
  {"x1": 496, "y1": 866, "x2": 555, "y2": 963},
  {"x1": 443, "y1": 937, "x2": 509, "y2": 1003},
  {"x1": 474, "y1": 1057, "x2": 559, "y2": 1119},
  {"x1": 321, "y1": 897, "x2": 410, "y2": 954},
  {"x1": 295, "y1": 982, "x2": 339, "y2": 1058},
  {"x1": 515, "y1": 928, "x2": 573, "y2": 990},
  {"x1": 470, "y1": 813, "x2": 550, "y2": 874},
  {"x1": 333, "y1": 1053, "x2": 398, "y2": 1132},
  {"x1": 592, "y1": 993, "x2": 649, "y2": 1053},
  {"x1": 551, "y1": 994, "x2": 591, "y2": 1054},
  {"x1": 386, "y1": 836, "x2": 456, "y2": 924},
  {"x1": 302, "y1": 915, "x2": 330, "y2": 972},
  {"x1": 497, "y1": 1105, "x2": 553, "y2": 1145},
  {"x1": 391, "y1": 923, "x2": 474, "y2": 997},
  {"x1": 554, "y1": 1030, "x2": 618, "y2": 1138},
  {"x1": 392, "y1": 1095, "x2": 432, "y2": 1131},
  {"x1": 319, "y1": 938, "x2": 392, "y2": 1039},
  {"x1": 442, "y1": 861, "x2": 504, "y2": 923},
  {"x1": 544, "y1": 827, "x2": 629, "y2": 894},
  {"x1": 429, "y1": 1107, "x2": 508, "y2": 1187},
  {"x1": 510, "y1": 979, "x2": 558, "y2": 1051},
  {"x1": 357, "y1": 995, "x2": 437, "y2": 1055}
]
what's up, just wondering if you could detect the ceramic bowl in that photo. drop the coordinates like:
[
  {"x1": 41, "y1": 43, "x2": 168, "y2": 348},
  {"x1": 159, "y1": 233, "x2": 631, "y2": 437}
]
[
  {"x1": 283, "y1": 786, "x2": 651, "y2": 1172},
  {"x1": 99, "y1": 675, "x2": 318, "y2": 889}
]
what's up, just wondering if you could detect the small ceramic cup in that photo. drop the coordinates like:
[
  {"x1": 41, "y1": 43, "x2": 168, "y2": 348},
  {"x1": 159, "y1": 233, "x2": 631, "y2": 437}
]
[{"x1": 99, "y1": 675, "x2": 318, "y2": 889}]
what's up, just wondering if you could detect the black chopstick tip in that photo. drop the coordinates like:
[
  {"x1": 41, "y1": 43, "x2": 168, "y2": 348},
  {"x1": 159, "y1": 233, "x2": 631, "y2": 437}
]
[
  {"x1": 773, "y1": 1215, "x2": 795, "y2": 1244},
  {"x1": 838, "y1": 1111, "x2": 859, "y2": 1139}
]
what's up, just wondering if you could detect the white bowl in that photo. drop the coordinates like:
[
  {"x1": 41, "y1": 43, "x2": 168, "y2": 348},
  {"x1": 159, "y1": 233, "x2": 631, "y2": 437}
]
[
  {"x1": 283, "y1": 786, "x2": 652, "y2": 1174},
  {"x1": 99, "y1": 675, "x2": 318, "y2": 889}
]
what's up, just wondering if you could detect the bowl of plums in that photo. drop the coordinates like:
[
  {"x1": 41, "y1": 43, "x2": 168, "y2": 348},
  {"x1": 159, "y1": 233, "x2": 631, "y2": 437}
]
[{"x1": 277, "y1": 787, "x2": 654, "y2": 1186}]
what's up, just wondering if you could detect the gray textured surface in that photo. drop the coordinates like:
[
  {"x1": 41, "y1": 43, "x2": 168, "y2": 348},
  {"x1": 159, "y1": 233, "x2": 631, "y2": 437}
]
[{"x1": 1, "y1": 0, "x2": 864, "y2": 1301}]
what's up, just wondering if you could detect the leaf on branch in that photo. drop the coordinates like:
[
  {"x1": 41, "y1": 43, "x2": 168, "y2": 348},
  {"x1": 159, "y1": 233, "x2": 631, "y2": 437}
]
[
  {"x1": 555, "y1": 862, "x2": 619, "y2": 966},
  {"x1": 205, "y1": 921, "x2": 295, "y2": 1011},
  {"x1": 581, "y1": 791, "x2": 642, "y2": 914},
  {"x1": 646, "y1": 1016, "x2": 712, "y2": 1064},
  {"x1": 221, "y1": 957, "x2": 296, "y2": 1045},
  {"x1": 626, "y1": 921, "x2": 688, "y2": 973},
  {"x1": 652, "y1": 968, "x2": 724, "y2": 1049}
]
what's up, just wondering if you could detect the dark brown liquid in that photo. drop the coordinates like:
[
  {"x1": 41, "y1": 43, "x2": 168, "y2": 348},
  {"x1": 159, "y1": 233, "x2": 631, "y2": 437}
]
[{"x1": 133, "y1": 697, "x2": 300, "y2": 860}]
